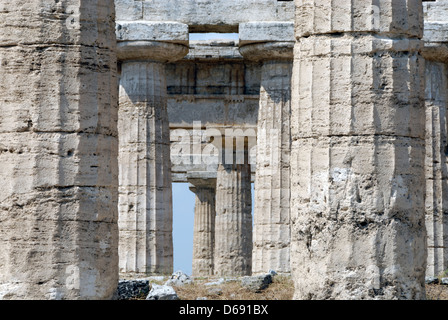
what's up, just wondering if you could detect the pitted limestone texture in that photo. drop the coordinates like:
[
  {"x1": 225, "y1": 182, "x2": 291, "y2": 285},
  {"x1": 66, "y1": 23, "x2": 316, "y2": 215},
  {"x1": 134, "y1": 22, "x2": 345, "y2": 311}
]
[
  {"x1": 0, "y1": 0, "x2": 119, "y2": 300},
  {"x1": 290, "y1": 0, "x2": 426, "y2": 300}
]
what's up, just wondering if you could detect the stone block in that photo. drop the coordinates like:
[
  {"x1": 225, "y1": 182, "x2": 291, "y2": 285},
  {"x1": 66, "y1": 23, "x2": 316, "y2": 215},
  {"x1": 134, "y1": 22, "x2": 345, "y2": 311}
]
[
  {"x1": 239, "y1": 22, "x2": 294, "y2": 46},
  {"x1": 116, "y1": 21, "x2": 189, "y2": 45},
  {"x1": 295, "y1": 0, "x2": 423, "y2": 38},
  {"x1": 140, "y1": 0, "x2": 294, "y2": 33},
  {"x1": 146, "y1": 284, "x2": 179, "y2": 300}
]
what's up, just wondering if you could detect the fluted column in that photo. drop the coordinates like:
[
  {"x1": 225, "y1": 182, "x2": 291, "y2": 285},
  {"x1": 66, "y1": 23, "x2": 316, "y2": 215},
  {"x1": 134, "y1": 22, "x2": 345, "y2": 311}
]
[
  {"x1": 189, "y1": 179, "x2": 216, "y2": 276},
  {"x1": 0, "y1": 1, "x2": 119, "y2": 299},
  {"x1": 239, "y1": 25, "x2": 293, "y2": 275},
  {"x1": 116, "y1": 22, "x2": 189, "y2": 276},
  {"x1": 214, "y1": 146, "x2": 252, "y2": 276},
  {"x1": 422, "y1": 0, "x2": 448, "y2": 279},
  {"x1": 291, "y1": 1, "x2": 426, "y2": 299}
]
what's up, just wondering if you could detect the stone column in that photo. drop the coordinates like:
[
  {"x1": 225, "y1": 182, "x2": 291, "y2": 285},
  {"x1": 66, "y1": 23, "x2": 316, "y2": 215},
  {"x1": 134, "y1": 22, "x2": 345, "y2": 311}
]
[
  {"x1": 422, "y1": 0, "x2": 448, "y2": 279},
  {"x1": 189, "y1": 178, "x2": 216, "y2": 277},
  {"x1": 214, "y1": 144, "x2": 253, "y2": 277},
  {"x1": 291, "y1": 1, "x2": 426, "y2": 299},
  {"x1": 0, "y1": 1, "x2": 118, "y2": 299},
  {"x1": 239, "y1": 22, "x2": 294, "y2": 275},
  {"x1": 116, "y1": 22, "x2": 188, "y2": 276}
]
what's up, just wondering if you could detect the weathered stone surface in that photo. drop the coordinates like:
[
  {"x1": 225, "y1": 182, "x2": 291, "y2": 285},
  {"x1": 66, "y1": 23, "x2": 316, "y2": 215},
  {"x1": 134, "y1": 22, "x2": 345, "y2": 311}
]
[
  {"x1": 295, "y1": 0, "x2": 423, "y2": 38},
  {"x1": 118, "y1": 60, "x2": 174, "y2": 276},
  {"x1": 241, "y1": 274, "x2": 272, "y2": 292},
  {"x1": 0, "y1": 0, "x2": 118, "y2": 300},
  {"x1": 207, "y1": 287, "x2": 223, "y2": 296},
  {"x1": 115, "y1": 0, "x2": 294, "y2": 32},
  {"x1": 183, "y1": 40, "x2": 243, "y2": 60},
  {"x1": 239, "y1": 22, "x2": 294, "y2": 46},
  {"x1": 423, "y1": 1, "x2": 448, "y2": 279},
  {"x1": 116, "y1": 21, "x2": 189, "y2": 45},
  {"x1": 425, "y1": 277, "x2": 439, "y2": 285},
  {"x1": 166, "y1": 40, "x2": 260, "y2": 183},
  {"x1": 190, "y1": 180, "x2": 216, "y2": 276},
  {"x1": 146, "y1": 284, "x2": 179, "y2": 300},
  {"x1": 214, "y1": 150, "x2": 253, "y2": 276},
  {"x1": 117, "y1": 23, "x2": 189, "y2": 278},
  {"x1": 115, "y1": 21, "x2": 189, "y2": 61},
  {"x1": 240, "y1": 40, "x2": 293, "y2": 275},
  {"x1": 117, "y1": 41, "x2": 189, "y2": 62},
  {"x1": 3, "y1": 0, "x2": 448, "y2": 302},
  {"x1": 290, "y1": 0, "x2": 426, "y2": 300},
  {"x1": 165, "y1": 271, "x2": 193, "y2": 286}
]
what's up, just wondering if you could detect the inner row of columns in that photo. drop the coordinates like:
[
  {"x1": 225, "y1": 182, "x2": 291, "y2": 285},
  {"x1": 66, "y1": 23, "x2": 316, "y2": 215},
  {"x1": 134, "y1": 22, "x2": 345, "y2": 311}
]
[{"x1": 117, "y1": 38, "x2": 293, "y2": 277}]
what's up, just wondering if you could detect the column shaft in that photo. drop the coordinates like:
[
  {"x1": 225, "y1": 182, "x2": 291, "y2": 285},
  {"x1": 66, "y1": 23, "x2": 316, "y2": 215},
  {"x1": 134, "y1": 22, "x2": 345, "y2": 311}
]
[
  {"x1": 214, "y1": 154, "x2": 252, "y2": 276},
  {"x1": 0, "y1": 0, "x2": 119, "y2": 299},
  {"x1": 118, "y1": 61, "x2": 173, "y2": 275},
  {"x1": 253, "y1": 60, "x2": 292, "y2": 274},
  {"x1": 190, "y1": 182, "x2": 216, "y2": 276},
  {"x1": 425, "y1": 60, "x2": 448, "y2": 278},
  {"x1": 291, "y1": 1, "x2": 426, "y2": 299}
]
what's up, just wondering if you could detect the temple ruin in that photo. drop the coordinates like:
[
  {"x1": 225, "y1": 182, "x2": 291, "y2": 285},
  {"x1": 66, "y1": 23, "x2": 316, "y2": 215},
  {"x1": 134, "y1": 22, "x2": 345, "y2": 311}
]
[{"x1": 0, "y1": 0, "x2": 447, "y2": 299}]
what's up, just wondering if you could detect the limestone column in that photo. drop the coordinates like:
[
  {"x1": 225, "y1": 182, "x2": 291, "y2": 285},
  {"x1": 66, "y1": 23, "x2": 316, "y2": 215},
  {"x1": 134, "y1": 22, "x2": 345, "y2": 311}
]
[
  {"x1": 116, "y1": 22, "x2": 189, "y2": 275},
  {"x1": 0, "y1": 1, "x2": 119, "y2": 299},
  {"x1": 422, "y1": 0, "x2": 448, "y2": 279},
  {"x1": 239, "y1": 22, "x2": 294, "y2": 275},
  {"x1": 189, "y1": 178, "x2": 216, "y2": 277},
  {"x1": 291, "y1": 1, "x2": 426, "y2": 299},
  {"x1": 214, "y1": 145, "x2": 252, "y2": 277}
]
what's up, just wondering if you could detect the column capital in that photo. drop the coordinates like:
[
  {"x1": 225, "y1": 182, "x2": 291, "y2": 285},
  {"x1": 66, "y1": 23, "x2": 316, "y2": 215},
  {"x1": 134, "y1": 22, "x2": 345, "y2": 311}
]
[
  {"x1": 422, "y1": 42, "x2": 448, "y2": 63},
  {"x1": 239, "y1": 42, "x2": 294, "y2": 62},
  {"x1": 116, "y1": 21, "x2": 189, "y2": 62},
  {"x1": 238, "y1": 22, "x2": 294, "y2": 62},
  {"x1": 188, "y1": 178, "x2": 217, "y2": 193}
]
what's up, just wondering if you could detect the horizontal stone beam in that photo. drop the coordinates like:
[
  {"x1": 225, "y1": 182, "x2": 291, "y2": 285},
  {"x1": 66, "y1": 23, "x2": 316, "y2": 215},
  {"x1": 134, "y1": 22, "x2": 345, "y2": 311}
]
[
  {"x1": 238, "y1": 22, "x2": 294, "y2": 46},
  {"x1": 424, "y1": 22, "x2": 448, "y2": 43},
  {"x1": 116, "y1": 21, "x2": 189, "y2": 45},
  {"x1": 423, "y1": 0, "x2": 448, "y2": 23},
  {"x1": 115, "y1": 0, "x2": 294, "y2": 33}
]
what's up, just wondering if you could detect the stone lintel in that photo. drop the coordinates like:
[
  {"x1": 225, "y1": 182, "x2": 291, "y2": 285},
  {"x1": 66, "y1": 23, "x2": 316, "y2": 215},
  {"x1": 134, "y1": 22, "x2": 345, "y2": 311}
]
[
  {"x1": 424, "y1": 22, "x2": 448, "y2": 43},
  {"x1": 116, "y1": 21, "x2": 189, "y2": 45},
  {"x1": 115, "y1": 0, "x2": 294, "y2": 33}
]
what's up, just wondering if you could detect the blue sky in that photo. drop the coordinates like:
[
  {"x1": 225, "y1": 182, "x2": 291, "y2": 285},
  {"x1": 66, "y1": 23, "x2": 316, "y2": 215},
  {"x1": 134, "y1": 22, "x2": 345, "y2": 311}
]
[
  {"x1": 189, "y1": 33, "x2": 239, "y2": 41},
  {"x1": 172, "y1": 183, "x2": 195, "y2": 275}
]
